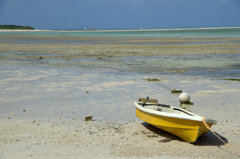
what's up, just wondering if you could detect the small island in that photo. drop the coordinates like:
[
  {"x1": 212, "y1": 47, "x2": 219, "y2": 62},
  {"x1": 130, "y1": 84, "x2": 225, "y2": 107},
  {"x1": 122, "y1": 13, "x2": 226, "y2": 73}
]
[{"x1": 0, "y1": 25, "x2": 35, "y2": 30}]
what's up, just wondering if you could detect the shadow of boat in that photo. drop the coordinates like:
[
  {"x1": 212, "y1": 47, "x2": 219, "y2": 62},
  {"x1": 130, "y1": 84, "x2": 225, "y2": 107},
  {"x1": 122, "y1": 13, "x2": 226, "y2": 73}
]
[
  {"x1": 195, "y1": 131, "x2": 228, "y2": 146},
  {"x1": 141, "y1": 122, "x2": 182, "y2": 142},
  {"x1": 141, "y1": 122, "x2": 227, "y2": 146}
]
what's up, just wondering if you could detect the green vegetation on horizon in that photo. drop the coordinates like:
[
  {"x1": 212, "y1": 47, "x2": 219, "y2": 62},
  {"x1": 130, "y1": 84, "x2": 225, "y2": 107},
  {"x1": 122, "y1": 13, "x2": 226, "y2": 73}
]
[{"x1": 0, "y1": 25, "x2": 35, "y2": 30}]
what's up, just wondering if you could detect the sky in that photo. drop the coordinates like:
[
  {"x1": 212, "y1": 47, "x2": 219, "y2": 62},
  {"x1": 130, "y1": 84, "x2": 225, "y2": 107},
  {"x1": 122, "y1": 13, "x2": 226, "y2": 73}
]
[{"x1": 0, "y1": 0, "x2": 240, "y2": 30}]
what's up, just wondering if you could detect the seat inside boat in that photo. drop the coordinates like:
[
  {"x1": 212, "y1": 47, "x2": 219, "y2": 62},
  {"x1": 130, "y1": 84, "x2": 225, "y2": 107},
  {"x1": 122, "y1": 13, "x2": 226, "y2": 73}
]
[
  {"x1": 142, "y1": 103, "x2": 194, "y2": 116},
  {"x1": 138, "y1": 97, "x2": 194, "y2": 116}
]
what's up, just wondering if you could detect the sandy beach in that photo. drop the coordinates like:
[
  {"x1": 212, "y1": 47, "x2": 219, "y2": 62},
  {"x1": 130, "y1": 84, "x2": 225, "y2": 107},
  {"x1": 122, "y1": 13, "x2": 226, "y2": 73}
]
[
  {"x1": 1, "y1": 118, "x2": 239, "y2": 159},
  {"x1": 1, "y1": 69, "x2": 240, "y2": 159},
  {"x1": 0, "y1": 34, "x2": 240, "y2": 158}
]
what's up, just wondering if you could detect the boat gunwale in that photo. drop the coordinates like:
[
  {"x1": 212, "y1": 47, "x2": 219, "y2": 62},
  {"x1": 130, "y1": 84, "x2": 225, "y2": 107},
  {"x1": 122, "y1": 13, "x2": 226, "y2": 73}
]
[{"x1": 134, "y1": 101, "x2": 203, "y2": 122}]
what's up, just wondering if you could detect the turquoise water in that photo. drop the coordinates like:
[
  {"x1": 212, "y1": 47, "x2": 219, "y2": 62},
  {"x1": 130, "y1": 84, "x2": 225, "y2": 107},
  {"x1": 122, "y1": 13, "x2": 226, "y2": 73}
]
[
  {"x1": 1, "y1": 27, "x2": 240, "y2": 78},
  {"x1": 1, "y1": 27, "x2": 240, "y2": 37}
]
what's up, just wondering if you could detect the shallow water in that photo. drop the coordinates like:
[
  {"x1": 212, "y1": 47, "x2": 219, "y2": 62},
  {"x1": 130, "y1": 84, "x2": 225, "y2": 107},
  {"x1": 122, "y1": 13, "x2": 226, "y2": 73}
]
[
  {"x1": 0, "y1": 30, "x2": 240, "y2": 122},
  {"x1": 1, "y1": 63, "x2": 240, "y2": 122},
  {"x1": 1, "y1": 27, "x2": 240, "y2": 37},
  {"x1": 1, "y1": 53, "x2": 240, "y2": 78},
  {"x1": 1, "y1": 53, "x2": 240, "y2": 122}
]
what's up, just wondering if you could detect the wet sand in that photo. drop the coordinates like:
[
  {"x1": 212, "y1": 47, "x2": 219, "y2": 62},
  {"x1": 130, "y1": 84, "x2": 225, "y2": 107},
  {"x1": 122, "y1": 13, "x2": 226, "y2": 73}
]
[
  {"x1": 0, "y1": 35, "x2": 240, "y2": 158},
  {"x1": 0, "y1": 36, "x2": 240, "y2": 59}
]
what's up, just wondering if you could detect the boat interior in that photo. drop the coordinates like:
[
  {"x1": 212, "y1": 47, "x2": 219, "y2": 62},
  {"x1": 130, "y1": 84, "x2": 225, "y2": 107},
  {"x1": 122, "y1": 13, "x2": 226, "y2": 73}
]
[{"x1": 138, "y1": 102, "x2": 194, "y2": 116}]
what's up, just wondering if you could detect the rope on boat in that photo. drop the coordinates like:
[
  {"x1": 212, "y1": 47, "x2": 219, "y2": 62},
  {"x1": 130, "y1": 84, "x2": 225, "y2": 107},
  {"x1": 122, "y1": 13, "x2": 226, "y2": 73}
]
[
  {"x1": 145, "y1": 78, "x2": 182, "y2": 93},
  {"x1": 155, "y1": 82, "x2": 182, "y2": 94},
  {"x1": 202, "y1": 117, "x2": 240, "y2": 156},
  {"x1": 155, "y1": 82, "x2": 172, "y2": 91}
]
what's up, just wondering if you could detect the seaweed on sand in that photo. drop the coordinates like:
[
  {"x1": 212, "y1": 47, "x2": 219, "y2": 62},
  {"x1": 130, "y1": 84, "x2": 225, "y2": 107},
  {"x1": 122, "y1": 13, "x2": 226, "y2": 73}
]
[
  {"x1": 145, "y1": 78, "x2": 162, "y2": 82},
  {"x1": 223, "y1": 78, "x2": 240, "y2": 81}
]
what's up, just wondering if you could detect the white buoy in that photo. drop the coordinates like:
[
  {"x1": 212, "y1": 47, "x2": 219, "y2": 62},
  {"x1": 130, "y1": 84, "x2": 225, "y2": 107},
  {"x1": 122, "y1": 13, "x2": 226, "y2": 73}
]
[{"x1": 179, "y1": 93, "x2": 190, "y2": 103}]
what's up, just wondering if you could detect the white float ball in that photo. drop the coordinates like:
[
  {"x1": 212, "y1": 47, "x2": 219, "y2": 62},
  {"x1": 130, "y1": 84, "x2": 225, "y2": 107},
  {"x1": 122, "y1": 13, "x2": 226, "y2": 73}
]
[{"x1": 179, "y1": 93, "x2": 190, "y2": 103}]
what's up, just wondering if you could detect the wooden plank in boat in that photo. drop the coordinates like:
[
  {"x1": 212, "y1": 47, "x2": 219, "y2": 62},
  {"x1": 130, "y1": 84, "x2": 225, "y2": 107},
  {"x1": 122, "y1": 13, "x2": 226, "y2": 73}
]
[{"x1": 139, "y1": 98, "x2": 158, "y2": 104}]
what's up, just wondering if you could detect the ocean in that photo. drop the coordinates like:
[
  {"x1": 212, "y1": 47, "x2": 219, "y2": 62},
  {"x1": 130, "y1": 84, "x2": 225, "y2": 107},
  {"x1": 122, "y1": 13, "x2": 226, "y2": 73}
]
[{"x1": 1, "y1": 27, "x2": 240, "y2": 38}]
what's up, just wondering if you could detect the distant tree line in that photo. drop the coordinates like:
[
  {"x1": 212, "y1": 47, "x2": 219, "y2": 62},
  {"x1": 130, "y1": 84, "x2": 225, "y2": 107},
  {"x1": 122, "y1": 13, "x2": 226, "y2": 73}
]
[{"x1": 0, "y1": 25, "x2": 35, "y2": 30}]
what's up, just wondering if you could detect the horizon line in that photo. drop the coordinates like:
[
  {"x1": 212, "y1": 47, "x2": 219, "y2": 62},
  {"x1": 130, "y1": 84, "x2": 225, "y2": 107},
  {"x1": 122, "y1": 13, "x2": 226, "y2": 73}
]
[
  {"x1": 35, "y1": 26, "x2": 240, "y2": 32},
  {"x1": 1, "y1": 26, "x2": 240, "y2": 32}
]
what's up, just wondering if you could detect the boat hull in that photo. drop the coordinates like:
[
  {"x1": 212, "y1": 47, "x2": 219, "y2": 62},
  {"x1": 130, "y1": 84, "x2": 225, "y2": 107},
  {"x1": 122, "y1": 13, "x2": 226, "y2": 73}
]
[{"x1": 136, "y1": 108, "x2": 213, "y2": 143}]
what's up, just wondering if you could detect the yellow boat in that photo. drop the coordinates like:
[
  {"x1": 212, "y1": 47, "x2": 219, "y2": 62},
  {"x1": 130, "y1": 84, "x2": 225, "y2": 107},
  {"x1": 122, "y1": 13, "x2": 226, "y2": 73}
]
[{"x1": 134, "y1": 99, "x2": 217, "y2": 143}]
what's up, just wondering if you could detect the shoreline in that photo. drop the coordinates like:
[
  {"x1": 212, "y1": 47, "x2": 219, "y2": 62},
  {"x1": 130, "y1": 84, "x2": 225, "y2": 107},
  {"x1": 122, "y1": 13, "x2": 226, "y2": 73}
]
[{"x1": 0, "y1": 26, "x2": 240, "y2": 32}]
